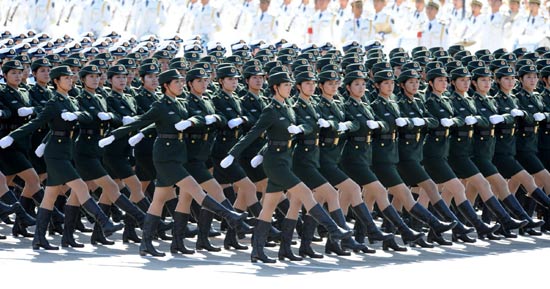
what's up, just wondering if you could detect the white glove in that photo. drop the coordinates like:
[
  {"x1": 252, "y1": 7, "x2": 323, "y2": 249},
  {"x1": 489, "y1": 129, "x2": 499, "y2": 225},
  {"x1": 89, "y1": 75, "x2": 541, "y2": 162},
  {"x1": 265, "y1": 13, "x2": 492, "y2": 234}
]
[
  {"x1": 97, "y1": 112, "x2": 112, "y2": 121},
  {"x1": 34, "y1": 143, "x2": 46, "y2": 157},
  {"x1": 122, "y1": 115, "x2": 136, "y2": 125},
  {"x1": 220, "y1": 155, "x2": 235, "y2": 168},
  {"x1": 98, "y1": 135, "x2": 115, "y2": 148},
  {"x1": 287, "y1": 124, "x2": 303, "y2": 134},
  {"x1": 250, "y1": 155, "x2": 264, "y2": 168},
  {"x1": 534, "y1": 112, "x2": 546, "y2": 122},
  {"x1": 61, "y1": 112, "x2": 78, "y2": 121},
  {"x1": 412, "y1": 117, "x2": 426, "y2": 127},
  {"x1": 17, "y1": 107, "x2": 33, "y2": 117},
  {"x1": 366, "y1": 120, "x2": 380, "y2": 129},
  {"x1": 337, "y1": 122, "x2": 349, "y2": 132},
  {"x1": 440, "y1": 118, "x2": 454, "y2": 127},
  {"x1": 510, "y1": 109, "x2": 524, "y2": 117},
  {"x1": 465, "y1": 116, "x2": 478, "y2": 125},
  {"x1": 0, "y1": 136, "x2": 14, "y2": 149},
  {"x1": 489, "y1": 114, "x2": 505, "y2": 125},
  {"x1": 128, "y1": 132, "x2": 144, "y2": 146},
  {"x1": 0, "y1": 111, "x2": 3, "y2": 117},
  {"x1": 317, "y1": 118, "x2": 330, "y2": 128},
  {"x1": 205, "y1": 115, "x2": 217, "y2": 125},
  {"x1": 175, "y1": 119, "x2": 192, "y2": 131},
  {"x1": 228, "y1": 117, "x2": 244, "y2": 129},
  {"x1": 395, "y1": 117, "x2": 408, "y2": 127}
]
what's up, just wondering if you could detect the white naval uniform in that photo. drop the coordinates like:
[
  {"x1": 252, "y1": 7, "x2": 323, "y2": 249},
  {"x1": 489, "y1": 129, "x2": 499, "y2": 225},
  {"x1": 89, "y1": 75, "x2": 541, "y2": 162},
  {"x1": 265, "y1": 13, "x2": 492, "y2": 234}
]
[
  {"x1": 192, "y1": 3, "x2": 222, "y2": 44},
  {"x1": 419, "y1": 18, "x2": 449, "y2": 49},
  {"x1": 459, "y1": 13, "x2": 485, "y2": 52},
  {"x1": 371, "y1": 8, "x2": 399, "y2": 52},
  {"x1": 133, "y1": 0, "x2": 167, "y2": 37},
  {"x1": 400, "y1": 8, "x2": 428, "y2": 51},
  {"x1": 481, "y1": 11, "x2": 509, "y2": 52},
  {"x1": 291, "y1": 2, "x2": 315, "y2": 45},
  {"x1": 310, "y1": 9, "x2": 338, "y2": 45},
  {"x1": 341, "y1": 16, "x2": 375, "y2": 46},
  {"x1": 513, "y1": 13, "x2": 549, "y2": 51},
  {"x1": 251, "y1": 11, "x2": 278, "y2": 43},
  {"x1": 29, "y1": 0, "x2": 57, "y2": 33},
  {"x1": 80, "y1": 0, "x2": 113, "y2": 36}
]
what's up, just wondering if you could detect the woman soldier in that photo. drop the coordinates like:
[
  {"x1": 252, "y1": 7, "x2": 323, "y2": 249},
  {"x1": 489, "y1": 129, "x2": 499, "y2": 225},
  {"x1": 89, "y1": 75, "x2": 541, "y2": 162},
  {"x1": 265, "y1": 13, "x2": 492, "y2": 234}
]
[
  {"x1": 220, "y1": 72, "x2": 352, "y2": 263},
  {"x1": 537, "y1": 66, "x2": 550, "y2": 230},
  {"x1": 444, "y1": 67, "x2": 527, "y2": 236},
  {"x1": 208, "y1": 65, "x2": 262, "y2": 251},
  {"x1": 69, "y1": 64, "x2": 149, "y2": 248},
  {"x1": 0, "y1": 60, "x2": 55, "y2": 238},
  {"x1": 291, "y1": 70, "x2": 393, "y2": 259},
  {"x1": 469, "y1": 66, "x2": 545, "y2": 238},
  {"x1": 368, "y1": 69, "x2": 457, "y2": 245},
  {"x1": 99, "y1": 69, "x2": 250, "y2": 257},
  {"x1": 298, "y1": 70, "x2": 394, "y2": 256},
  {"x1": 0, "y1": 66, "x2": 124, "y2": 250}
]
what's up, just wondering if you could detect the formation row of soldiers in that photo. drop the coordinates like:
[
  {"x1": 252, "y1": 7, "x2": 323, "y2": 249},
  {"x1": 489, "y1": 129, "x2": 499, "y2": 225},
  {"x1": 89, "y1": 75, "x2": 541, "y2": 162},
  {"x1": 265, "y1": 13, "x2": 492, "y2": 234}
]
[
  {"x1": 1, "y1": 0, "x2": 550, "y2": 54},
  {"x1": 1, "y1": 25, "x2": 550, "y2": 263}
]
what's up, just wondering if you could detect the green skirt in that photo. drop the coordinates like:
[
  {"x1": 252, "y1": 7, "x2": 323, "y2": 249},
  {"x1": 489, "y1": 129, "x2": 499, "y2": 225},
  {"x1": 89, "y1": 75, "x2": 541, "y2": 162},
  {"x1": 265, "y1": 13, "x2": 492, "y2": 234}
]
[
  {"x1": 239, "y1": 157, "x2": 266, "y2": 183},
  {"x1": 135, "y1": 154, "x2": 156, "y2": 181},
  {"x1": 0, "y1": 147, "x2": 33, "y2": 175},
  {"x1": 263, "y1": 149, "x2": 301, "y2": 193},
  {"x1": 103, "y1": 154, "x2": 134, "y2": 179},
  {"x1": 184, "y1": 161, "x2": 214, "y2": 184},
  {"x1": 154, "y1": 160, "x2": 190, "y2": 187},
  {"x1": 45, "y1": 158, "x2": 80, "y2": 186},
  {"x1": 74, "y1": 154, "x2": 109, "y2": 181},
  {"x1": 472, "y1": 157, "x2": 499, "y2": 178},
  {"x1": 371, "y1": 163, "x2": 404, "y2": 188},
  {"x1": 397, "y1": 161, "x2": 431, "y2": 187},
  {"x1": 493, "y1": 154, "x2": 524, "y2": 179},
  {"x1": 422, "y1": 157, "x2": 457, "y2": 184},
  {"x1": 448, "y1": 156, "x2": 480, "y2": 179},
  {"x1": 516, "y1": 152, "x2": 545, "y2": 175},
  {"x1": 212, "y1": 157, "x2": 247, "y2": 184}
]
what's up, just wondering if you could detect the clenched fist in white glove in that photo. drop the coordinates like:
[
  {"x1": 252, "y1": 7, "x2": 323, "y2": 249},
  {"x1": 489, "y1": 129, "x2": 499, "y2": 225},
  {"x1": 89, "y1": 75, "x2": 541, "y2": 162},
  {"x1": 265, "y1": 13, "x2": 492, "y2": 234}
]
[
  {"x1": 98, "y1": 135, "x2": 115, "y2": 148},
  {"x1": 440, "y1": 118, "x2": 454, "y2": 127},
  {"x1": 317, "y1": 118, "x2": 330, "y2": 128},
  {"x1": 220, "y1": 155, "x2": 235, "y2": 168},
  {"x1": 287, "y1": 124, "x2": 303, "y2": 134},
  {"x1": 0, "y1": 136, "x2": 14, "y2": 149},
  {"x1": 17, "y1": 107, "x2": 33, "y2": 117},
  {"x1": 205, "y1": 115, "x2": 217, "y2": 125},
  {"x1": 122, "y1": 116, "x2": 136, "y2": 125},
  {"x1": 465, "y1": 116, "x2": 478, "y2": 125},
  {"x1": 128, "y1": 132, "x2": 144, "y2": 146},
  {"x1": 367, "y1": 120, "x2": 380, "y2": 129},
  {"x1": 251, "y1": 155, "x2": 263, "y2": 168},
  {"x1": 175, "y1": 120, "x2": 192, "y2": 131},
  {"x1": 489, "y1": 114, "x2": 505, "y2": 124},
  {"x1": 97, "y1": 112, "x2": 112, "y2": 121},
  {"x1": 337, "y1": 122, "x2": 349, "y2": 132},
  {"x1": 412, "y1": 117, "x2": 426, "y2": 127},
  {"x1": 228, "y1": 117, "x2": 243, "y2": 129},
  {"x1": 534, "y1": 112, "x2": 546, "y2": 122},
  {"x1": 61, "y1": 112, "x2": 78, "y2": 121},
  {"x1": 35, "y1": 143, "x2": 46, "y2": 157},
  {"x1": 510, "y1": 109, "x2": 524, "y2": 117},
  {"x1": 395, "y1": 117, "x2": 408, "y2": 127}
]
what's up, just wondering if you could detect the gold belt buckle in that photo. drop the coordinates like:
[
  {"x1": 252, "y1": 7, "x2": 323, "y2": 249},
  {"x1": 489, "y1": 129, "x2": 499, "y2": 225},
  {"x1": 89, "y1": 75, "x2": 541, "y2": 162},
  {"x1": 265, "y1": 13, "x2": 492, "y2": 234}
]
[
  {"x1": 468, "y1": 130, "x2": 473, "y2": 139},
  {"x1": 445, "y1": 129, "x2": 449, "y2": 137},
  {"x1": 69, "y1": 131, "x2": 74, "y2": 138},
  {"x1": 287, "y1": 140, "x2": 292, "y2": 149},
  {"x1": 392, "y1": 131, "x2": 396, "y2": 141},
  {"x1": 178, "y1": 132, "x2": 183, "y2": 141},
  {"x1": 416, "y1": 132, "x2": 420, "y2": 142},
  {"x1": 334, "y1": 137, "x2": 339, "y2": 145},
  {"x1": 367, "y1": 133, "x2": 372, "y2": 144},
  {"x1": 490, "y1": 128, "x2": 495, "y2": 137},
  {"x1": 100, "y1": 128, "x2": 104, "y2": 137},
  {"x1": 234, "y1": 130, "x2": 239, "y2": 138},
  {"x1": 203, "y1": 133, "x2": 208, "y2": 141},
  {"x1": 511, "y1": 128, "x2": 515, "y2": 136},
  {"x1": 535, "y1": 125, "x2": 539, "y2": 134},
  {"x1": 315, "y1": 138, "x2": 319, "y2": 146}
]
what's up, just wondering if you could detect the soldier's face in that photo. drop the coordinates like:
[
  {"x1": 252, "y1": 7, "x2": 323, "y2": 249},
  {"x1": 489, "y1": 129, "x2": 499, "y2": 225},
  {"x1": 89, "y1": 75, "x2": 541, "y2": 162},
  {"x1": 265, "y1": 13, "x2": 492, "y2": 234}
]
[
  {"x1": 520, "y1": 73, "x2": 538, "y2": 91},
  {"x1": 318, "y1": 0, "x2": 330, "y2": 10},
  {"x1": 5, "y1": 69, "x2": 23, "y2": 87},
  {"x1": 190, "y1": 78, "x2": 209, "y2": 95},
  {"x1": 473, "y1": 77, "x2": 492, "y2": 94},
  {"x1": 402, "y1": 78, "x2": 420, "y2": 96},
  {"x1": 299, "y1": 80, "x2": 317, "y2": 96},
  {"x1": 22, "y1": 64, "x2": 30, "y2": 79},
  {"x1": 347, "y1": 78, "x2": 366, "y2": 98},
  {"x1": 276, "y1": 82, "x2": 293, "y2": 98},
  {"x1": 376, "y1": 79, "x2": 394, "y2": 97},
  {"x1": 246, "y1": 75, "x2": 265, "y2": 91},
  {"x1": 220, "y1": 77, "x2": 239, "y2": 92},
  {"x1": 430, "y1": 77, "x2": 448, "y2": 94},
  {"x1": 320, "y1": 80, "x2": 339, "y2": 96},
  {"x1": 352, "y1": 4, "x2": 363, "y2": 16},
  {"x1": 111, "y1": 74, "x2": 128, "y2": 91},
  {"x1": 452, "y1": 77, "x2": 471, "y2": 94},
  {"x1": 83, "y1": 74, "x2": 101, "y2": 90},
  {"x1": 497, "y1": 76, "x2": 516, "y2": 92},
  {"x1": 142, "y1": 74, "x2": 159, "y2": 91},
  {"x1": 56, "y1": 75, "x2": 74, "y2": 92},
  {"x1": 33, "y1": 66, "x2": 51, "y2": 85},
  {"x1": 426, "y1": 6, "x2": 438, "y2": 19}
]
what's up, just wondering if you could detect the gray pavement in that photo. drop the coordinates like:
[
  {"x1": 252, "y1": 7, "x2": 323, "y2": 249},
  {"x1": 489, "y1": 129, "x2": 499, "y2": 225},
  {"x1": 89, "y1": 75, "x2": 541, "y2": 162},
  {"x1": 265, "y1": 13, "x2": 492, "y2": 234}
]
[{"x1": 1, "y1": 224, "x2": 549, "y2": 288}]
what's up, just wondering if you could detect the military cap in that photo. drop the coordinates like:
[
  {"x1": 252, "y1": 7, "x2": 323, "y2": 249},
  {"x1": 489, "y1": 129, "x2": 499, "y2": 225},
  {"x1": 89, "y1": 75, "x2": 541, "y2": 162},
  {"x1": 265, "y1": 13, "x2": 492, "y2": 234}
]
[
  {"x1": 14, "y1": 43, "x2": 32, "y2": 54},
  {"x1": 402, "y1": 61, "x2": 421, "y2": 72},
  {"x1": 390, "y1": 56, "x2": 406, "y2": 68},
  {"x1": 528, "y1": 0, "x2": 541, "y2": 5},
  {"x1": 92, "y1": 40, "x2": 110, "y2": 50},
  {"x1": 69, "y1": 52, "x2": 87, "y2": 62},
  {"x1": 432, "y1": 50, "x2": 449, "y2": 59},
  {"x1": 207, "y1": 42, "x2": 227, "y2": 54},
  {"x1": 45, "y1": 54, "x2": 61, "y2": 64},
  {"x1": 295, "y1": 71, "x2": 318, "y2": 84},
  {"x1": 367, "y1": 49, "x2": 385, "y2": 59},
  {"x1": 192, "y1": 62, "x2": 212, "y2": 73},
  {"x1": 412, "y1": 50, "x2": 431, "y2": 59},
  {"x1": 364, "y1": 40, "x2": 383, "y2": 51},
  {"x1": 342, "y1": 40, "x2": 361, "y2": 53},
  {"x1": 140, "y1": 63, "x2": 161, "y2": 76},
  {"x1": 346, "y1": 63, "x2": 366, "y2": 73},
  {"x1": 29, "y1": 47, "x2": 47, "y2": 58},
  {"x1": 199, "y1": 55, "x2": 217, "y2": 64},
  {"x1": 117, "y1": 58, "x2": 137, "y2": 69},
  {"x1": 127, "y1": 52, "x2": 143, "y2": 60},
  {"x1": 479, "y1": 54, "x2": 495, "y2": 65},
  {"x1": 217, "y1": 65, "x2": 241, "y2": 78},
  {"x1": 317, "y1": 70, "x2": 340, "y2": 83},
  {"x1": 256, "y1": 49, "x2": 274, "y2": 58},
  {"x1": 489, "y1": 59, "x2": 509, "y2": 71},
  {"x1": 231, "y1": 43, "x2": 250, "y2": 52},
  {"x1": 494, "y1": 66, "x2": 515, "y2": 78},
  {"x1": 542, "y1": 52, "x2": 550, "y2": 59},
  {"x1": 232, "y1": 50, "x2": 251, "y2": 61},
  {"x1": 535, "y1": 46, "x2": 550, "y2": 55},
  {"x1": 389, "y1": 47, "x2": 405, "y2": 58},
  {"x1": 186, "y1": 67, "x2": 210, "y2": 82},
  {"x1": 426, "y1": 67, "x2": 448, "y2": 81},
  {"x1": 474, "y1": 49, "x2": 491, "y2": 58},
  {"x1": 12, "y1": 32, "x2": 27, "y2": 42},
  {"x1": 453, "y1": 50, "x2": 472, "y2": 61},
  {"x1": 321, "y1": 64, "x2": 342, "y2": 73},
  {"x1": 397, "y1": 69, "x2": 421, "y2": 83},
  {"x1": 471, "y1": 0, "x2": 482, "y2": 6},
  {"x1": 391, "y1": 51, "x2": 409, "y2": 60},
  {"x1": 243, "y1": 65, "x2": 266, "y2": 78},
  {"x1": 425, "y1": 61, "x2": 444, "y2": 72},
  {"x1": 216, "y1": 62, "x2": 233, "y2": 70},
  {"x1": 244, "y1": 59, "x2": 262, "y2": 69},
  {"x1": 293, "y1": 65, "x2": 314, "y2": 74},
  {"x1": 411, "y1": 45, "x2": 428, "y2": 54},
  {"x1": 184, "y1": 51, "x2": 201, "y2": 62},
  {"x1": 209, "y1": 50, "x2": 226, "y2": 60},
  {"x1": 30, "y1": 58, "x2": 52, "y2": 71},
  {"x1": 49, "y1": 65, "x2": 73, "y2": 79},
  {"x1": 255, "y1": 54, "x2": 271, "y2": 65},
  {"x1": 2, "y1": 60, "x2": 24, "y2": 74},
  {"x1": 109, "y1": 46, "x2": 127, "y2": 57},
  {"x1": 466, "y1": 60, "x2": 485, "y2": 71},
  {"x1": 158, "y1": 69, "x2": 184, "y2": 85},
  {"x1": 107, "y1": 65, "x2": 128, "y2": 78},
  {"x1": 269, "y1": 65, "x2": 291, "y2": 75},
  {"x1": 61, "y1": 58, "x2": 82, "y2": 68},
  {"x1": 278, "y1": 47, "x2": 298, "y2": 57},
  {"x1": 500, "y1": 52, "x2": 517, "y2": 64},
  {"x1": 291, "y1": 59, "x2": 310, "y2": 71},
  {"x1": 445, "y1": 60, "x2": 463, "y2": 73},
  {"x1": 373, "y1": 70, "x2": 395, "y2": 83},
  {"x1": 96, "y1": 52, "x2": 114, "y2": 61},
  {"x1": 371, "y1": 61, "x2": 392, "y2": 74},
  {"x1": 264, "y1": 61, "x2": 282, "y2": 74},
  {"x1": 437, "y1": 56, "x2": 454, "y2": 65},
  {"x1": 278, "y1": 54, "x2": 294, "y2": 65},
  {"x1": 83, "y1": 47, "x2": 100, "y2": 58},
  {"x1": 133, "y1": 46, "x2": 149, "y2": 57},
  {"x1": 512, "y1": 47, "x2": 528, "y2": 58},
  {"x1": 517, "y1": 65, "x2": 538, "y2": 76},
  {"x1": 36, "y1": 33, "x2": 51, "y2": 42},
  {"x1": 79, "y1": 65, "x2": 102, "y2": 78},
  {"x1": 429, "y1": 46, "x2": 445, "y2": 55},
  {"x1": 427, "y1": 1, "x2": 440, "y2": 9},
  {"x1": 515, "y1": 59, "x2": 534, "y2": 70},
  {"x1": 14, "y1": 55, "x2": 31, "y2": 64},
  {"x1": 0, "y1": 30, "x2": 12, "y2": 39},
  {"x1": 413, "y1": 56, "x2": 429, "y2": 66},
  {"x1": 459, "y1": 55, "x2": 477, "y2": 66},
  {"x1": 343, "y1": 70, "x2": 367, "y2": 85},
  {"x1": 260, "y1": 43, "x2": 278, "y2": 54},
  {"x1": 152, "y1": 50, "x2": 171, "y2": 60},
  {"x1": 471, "y1": 67, "x2": 492, "y2": 80},
  {"x1": 316, "y1": 57, "x2": 336, "y2": 70},
  {"x1": 448, "y1": 45, "x2": 465, "y2": 56},
  {"x1": 492, "y1": 48, "x2": 508, "y2": 59},
  {"x1": 539, "y1": 66, "x2": 550, "y2": 78},
  {"x1": 450, "y1": 67, "x2": 472, "y2": 80},
  {"x1": 522, "y1": 52, "x2": 539, "y2": 61},
  {"x1": 89, "y1": 59, "x2": 109, "y2": 69},
  {"x1": 268, "y1": 71, "x2": 293, "y2": 87},
  {"x1": 536, "y1": 58, "x2": 550, "y2": 70},
  {"x1": 225, "y1": 55, "x2": 244, "y2": 66}
]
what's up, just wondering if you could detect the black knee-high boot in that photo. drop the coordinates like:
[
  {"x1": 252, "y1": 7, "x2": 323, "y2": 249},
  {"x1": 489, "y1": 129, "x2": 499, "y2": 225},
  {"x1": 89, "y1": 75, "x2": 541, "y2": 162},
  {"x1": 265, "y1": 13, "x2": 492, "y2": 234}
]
[
  {"x1": 1, "y1": 190, "x2": 36, "y2": 237},
  {"x1": 116, "y1": 195, "x2": 145, "y2": 243},
  {"x1": 381, "y1": 206, "x2": 424, "y2": 250},
  {"x1": 299, "y1": 214, "x2": 323, "y2": 258},
  {"x1": 409, "y1": 203, "x2": 457, "y2": 234},
  {"x1": 200, "y1": 195, "x2": 248, "y2": 232},
  {"x1": 484, "y1": 196, "x2": 528, "y2": 230},
  {"x1": 502, "y1": 194, "x2": 544, "y2": 229},
  {"x1": 90, "y1": 203, "x2": 115, "y2": 245},
  {"x1": 327, "y1": 209, "x2": 370, "y2": 255},
  {"x1": 432, "y1": 200, "x2": 476, "y2": 243},
  {"x1": 32, "y1": 208, "x2": 59, "y2": 250},
  {"x1": 61, "y1": 205, "x2": 85, "y2": 248},
  {"x1": 170, "y1": 211, "x2": 195, "y2": 254},
  {"x1": 251, "y1": 220, "x2": 276, "y2": 263},
  {"x1": 223, "y1": 200, "x2": 248, "y2": 250},
  {"x1": 351, "y1": 203, "x2": 394, "y2": 244},
  {"x1": 529, "y1": 188, "x2": 550, "y2": 209},
  {"x1": 308, "y1": 204, "x2": 352, "y2": 242},
  {"x1": 278, "y1": 218, "x2": 302, "y2": 261},
  {"x1": 196, "y1": 209, "x2": 221, "y2": 251},
  {"x1": 249, "y1": 201, "x2": 281, "y2": 244},
  {"x1": 139, "y1": 213, "x2": 166, "y2": 257},
  {"x1": 455, "y1": 200, "x2": 500, "y2": 238},
  {"x1": 518, "y1": 197, "x2": 543, "y2": 236},
  {"x1": 49, "y1": 195, "x2": 66, "y2": 235}
]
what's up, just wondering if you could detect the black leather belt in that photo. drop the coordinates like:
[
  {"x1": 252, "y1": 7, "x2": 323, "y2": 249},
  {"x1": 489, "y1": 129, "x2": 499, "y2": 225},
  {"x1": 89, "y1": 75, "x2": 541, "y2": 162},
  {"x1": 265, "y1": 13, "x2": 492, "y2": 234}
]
[
  {"x1": 377, "y1": 134, "x2": 394, "y2": 140},
  {"x1": 522, "y1": 127, "x2": 535, "y2": 132},
  {"x1": 80, "y1": 129, "x2": 101, "y2": 135},
  {"x1": 269, "y1": 140, "x2": 291, "y2": 146},
  {"x1": 52, "y1": 130, "x2": 73, "y2": 137},
  {"x1": 296, "y1": 139, "x2": 318, "y2": 145},
  {"x1": 186, "y1": 133, "x2": 207, "y2": 140},
  {"x1": 319, "y1": 137, "x2": 339, "y2": 146},
  {"x1": 430, "y1": 130, "x2": 448, "y2": 137},
  {"x1": 400, "y1": 134, "x2": 417, "y2": 140},
  {"x1": 158, "y1": 133, "x2": 183, "y2": 140},
  {"x1": 499, "y1": 128, "x2": 514, "y2": 135},
  {"x1": 477, "y1": 130, "x2": 494, "y2": 137},
  {"x1": 453, "y1": 131, "x2": 471, "y2": 137}
]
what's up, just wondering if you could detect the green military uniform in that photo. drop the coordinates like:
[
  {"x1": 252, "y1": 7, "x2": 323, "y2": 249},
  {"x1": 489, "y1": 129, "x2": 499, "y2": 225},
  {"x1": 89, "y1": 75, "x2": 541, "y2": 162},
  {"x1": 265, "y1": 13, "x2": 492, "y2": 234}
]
[
  {"x1": 133, "y1": 86, "x2": 161, "y2": 181},
  {"x1": 27, "y1": 83, "x2": 53, "y2": 174},
  {"x1": 229, "y1": 72, "x2": 301, "y2": 193},
  {"x1": 537, "y1": 66, "x2": 550, "y2": 170}
]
